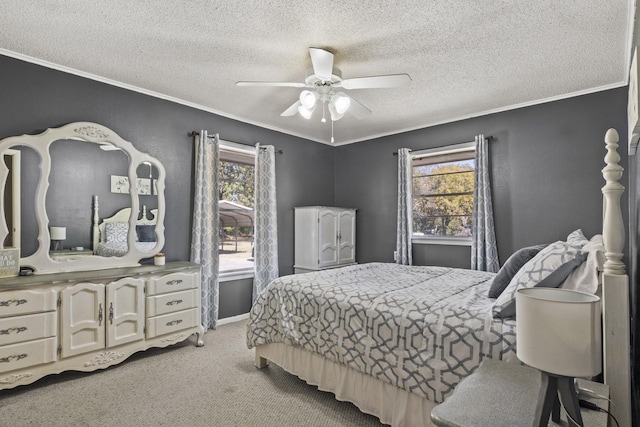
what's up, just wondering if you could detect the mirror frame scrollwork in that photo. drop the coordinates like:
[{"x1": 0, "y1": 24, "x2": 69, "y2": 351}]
[{"x1": 0, "y1": 122, "x2": 166, "y2": 274}]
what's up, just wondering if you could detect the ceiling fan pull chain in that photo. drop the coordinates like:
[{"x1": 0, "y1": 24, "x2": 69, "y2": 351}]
[{"x1": 331, "y1": 119, "x2": 335, "y2": 144}]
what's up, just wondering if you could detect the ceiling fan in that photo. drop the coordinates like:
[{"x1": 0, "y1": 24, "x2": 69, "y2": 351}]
[{"x1": 236, "y1": 48, "x2": 411, "y2": 140}]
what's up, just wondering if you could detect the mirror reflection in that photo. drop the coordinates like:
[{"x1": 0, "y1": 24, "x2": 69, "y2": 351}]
[
  {"x1": 135, "y1": 162, "x2": 158, "y2": 251},
  {"x1": 46, "y1": 139, "x2": 129, "y2": 260},
  {"x1": 3, "y1": 145, "x2": 40, "y2": 258}
]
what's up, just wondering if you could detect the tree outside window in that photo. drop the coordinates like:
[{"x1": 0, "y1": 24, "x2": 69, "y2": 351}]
[{"x1": 412, "y1": 152, "x2": 475, "y2": 238}]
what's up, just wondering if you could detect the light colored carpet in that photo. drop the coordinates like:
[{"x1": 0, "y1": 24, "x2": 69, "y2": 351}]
[{"x1": 0, "y1": 320, "x2": 385, "y2": 426}]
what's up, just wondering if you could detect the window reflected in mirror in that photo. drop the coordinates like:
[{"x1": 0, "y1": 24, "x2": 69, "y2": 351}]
[{"x1": 1, "y1": 145, "x2": 40, "y2": 257}]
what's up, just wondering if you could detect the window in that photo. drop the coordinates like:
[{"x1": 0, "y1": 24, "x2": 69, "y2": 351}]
[
  {"x1": 218, "y1": 141, "x2": 255, "y2": 276},
  {"x1": 411, "y1": 143, "x2": 475, "y2": 244}
]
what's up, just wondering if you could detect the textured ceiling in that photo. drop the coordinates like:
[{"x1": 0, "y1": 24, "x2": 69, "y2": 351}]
[{"x1": 0, "y1": 1, "x2": 635, "y2": 145}]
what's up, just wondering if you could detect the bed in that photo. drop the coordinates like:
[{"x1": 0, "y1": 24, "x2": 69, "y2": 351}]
[
  {"x1": 92, "y1": 198, "x2": 159, "y2": 257},
  {"x1": 247, "y1": 129, "x2": 632, "y2": 426}
]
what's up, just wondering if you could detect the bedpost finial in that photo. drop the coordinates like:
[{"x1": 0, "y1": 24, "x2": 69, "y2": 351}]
[
  {"x1": 601, "y1": 128, "x2": 626, "y2": 275},
  {"x1": 605, "y1": 128, "x2": 619, "y2": 144}
]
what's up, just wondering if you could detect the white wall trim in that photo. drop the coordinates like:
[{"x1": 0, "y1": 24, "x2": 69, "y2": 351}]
[
  {"x1": 412, "y1": 236, "x2": 472, "y2": 247},
  {"x1": 411, "y1": 141, "x2": 475, "y2": 158},
  {"x1": 219, "y1": 270, "x2": 254, "y2": 282},
  {"x1": 217, "y1": 312, "x2": 250, "y2": 326}
]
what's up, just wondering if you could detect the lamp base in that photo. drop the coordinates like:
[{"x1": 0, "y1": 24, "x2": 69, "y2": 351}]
[
  {"x1": 52, "y1": 241, "x2": 63, "y2": 251},
  {"x1": 534, "y1": 371, "x2": 583, "y2": 427}
]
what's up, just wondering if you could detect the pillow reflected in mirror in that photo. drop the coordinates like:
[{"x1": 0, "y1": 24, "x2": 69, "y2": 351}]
[{"x1": 136, "y1": 224, "x2": 157, "y2": 243}]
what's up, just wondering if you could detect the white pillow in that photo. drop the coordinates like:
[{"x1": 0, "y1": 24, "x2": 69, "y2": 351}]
[
  {"x1": 492, "y1": 240, "x2": 587, "y2": 318},
  {"x1": 566, "y1": 229, "x2": 588, "y2": 247},
  {"x1": 561, "y1": 234, "x2": 605, "y2": 294}
]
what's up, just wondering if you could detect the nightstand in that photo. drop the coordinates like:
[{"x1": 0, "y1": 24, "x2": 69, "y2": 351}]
[
  {"x1": 430, "y1": 359, "x2": 609, "y2": 427},
  {"x1": 50, "y1": 248, "x2": 94, "y2": 261}
]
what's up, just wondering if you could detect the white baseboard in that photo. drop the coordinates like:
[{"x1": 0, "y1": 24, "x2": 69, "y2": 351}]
[{"x1": 218, "y1": 312, "x2": 250, "y2": 326}]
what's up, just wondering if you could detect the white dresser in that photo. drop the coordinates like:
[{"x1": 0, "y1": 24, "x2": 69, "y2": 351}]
[
  {"x1": 294, "y1": 206, "x2": 356, "y2": 274},
  {"x1": 0, "y1": 261, "x2": 203, "y2": 390}
]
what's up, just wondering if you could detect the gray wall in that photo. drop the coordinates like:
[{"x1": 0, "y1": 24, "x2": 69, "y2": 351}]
[
  {"x1": 335, "y1": 88, "x2": 628, "y2": 268},
  {"x1": 0, "y1": 55, "x2": 335, "y2": 317}
]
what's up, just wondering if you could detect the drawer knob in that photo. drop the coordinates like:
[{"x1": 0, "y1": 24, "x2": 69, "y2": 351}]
[
  {"x1": 166, "y1": 299, "x2": 183, "y2": 306},
  {"x1": 166, "y1": 279, "x2": 183, "y2": 286},
  {"x1": 0, "y1": 299, "x2": 27, "y2": 308},
  {"x1": 166, "y1": 319, "x2": 183, "y2": 327},
  {"x1": 0, "y1": 353, "x2": 27, "y2": 363},
  {"x1": 0, "y1": 326, "x2": 27, "y2": 335}
]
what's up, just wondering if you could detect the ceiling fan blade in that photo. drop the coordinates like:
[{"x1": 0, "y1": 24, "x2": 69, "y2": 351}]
[
  {"x1": 309, "y1": 48, "x2": 334, "y2": 81},
  {"x1": 342, "y1": 94, "x2": 372, "y2": 119},
  {"x1": 340, "y1": 73, "x2": 412, "y2": 90},
  {"x1": 236, "y1": 81, "x2": 306, "y2": 88},
  {"x1": 280, "y1": 101, "x2": 301, "y2": 116}
]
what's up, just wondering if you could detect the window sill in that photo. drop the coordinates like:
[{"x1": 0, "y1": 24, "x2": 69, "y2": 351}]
[
  {"x1": 219, "y1": 269, "x2": 254, "y2": 282},
  {"x1": 412, "y1": 236, "x2": 472, "y2": 247}
]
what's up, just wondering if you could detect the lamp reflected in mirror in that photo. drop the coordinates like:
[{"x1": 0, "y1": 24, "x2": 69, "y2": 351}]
[{"x1": 50, "y1": 226, "x2": 66, "y2": 251}]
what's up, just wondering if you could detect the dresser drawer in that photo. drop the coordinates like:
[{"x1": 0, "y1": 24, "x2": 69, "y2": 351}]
[
  {"x1": 146, "y1": 308, "x2": 199, "y2": 339},
  {"x1": 0, "y1": 337, "x2": 57, "y2": 374},
  {"x1": 146, "y1": 289, "x2": 198, "y2": 317},
  {"x1": 147, "y1": 272, "x2": 198, "y2": 296},
  {"x1": 0, "y1": 289, "x2": 57, "y2": 318},
  {"x1": 0, "y1": 312, "x2": 57, "y2": 346}
]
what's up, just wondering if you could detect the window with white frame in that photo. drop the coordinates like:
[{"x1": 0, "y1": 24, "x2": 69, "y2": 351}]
[
  {"x1": 218, "y1": 141, "x2": 255, "y2": 275},
  {"x1": 412, "y1": 143, "x2": 475, "y2": 243}
]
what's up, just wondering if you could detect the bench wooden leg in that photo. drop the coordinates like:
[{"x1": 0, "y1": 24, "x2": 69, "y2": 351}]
[{"x1": 254, "y1": 350, "x2": 269, "y2": 369}]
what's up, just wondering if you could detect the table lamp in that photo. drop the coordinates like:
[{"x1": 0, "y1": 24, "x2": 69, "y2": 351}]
[
  {"x1": 516, "y1": 287, "x2": 601, "y2": 427},
  {"x1": 50, "y1": 226, "x2": 66, "y2": 251}
]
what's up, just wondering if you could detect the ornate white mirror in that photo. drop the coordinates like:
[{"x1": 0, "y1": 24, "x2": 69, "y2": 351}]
[{"x1": 0, "y1": 122, "x2": 166, "y2": 274}]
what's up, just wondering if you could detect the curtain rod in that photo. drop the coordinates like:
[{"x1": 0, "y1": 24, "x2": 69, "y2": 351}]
[
  {"x1": 392, "y1": 135, "x2": 494, "y2": 156},
  {"x1": 189, "y1": 131, "x2": 283, "y2": 154}
]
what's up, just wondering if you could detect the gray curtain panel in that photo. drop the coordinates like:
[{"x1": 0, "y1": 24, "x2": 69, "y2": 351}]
[
  {"x1": 396, "y1": 148, "x2": 413, "y2": 265},
  {"x1": 471, "y1": 134, "x2": 499, "y2": 272},
  {"x1": 190, "y1": 131, "x2": 220, "y2": 329},
  {"x1": 253, "y1": 144, "x2": 279, "y2": 303}
]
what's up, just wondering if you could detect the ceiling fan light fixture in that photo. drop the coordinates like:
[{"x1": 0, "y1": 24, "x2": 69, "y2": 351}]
[
  {"x1": 331, "y1": 93, "x2": 351, "y2": 115},
  {"x1": 298, "y1": 104, "x2": 315, "y2": 119},
  {"x1": 299, "y1": 90, "x2": 317, "y2": 109}
]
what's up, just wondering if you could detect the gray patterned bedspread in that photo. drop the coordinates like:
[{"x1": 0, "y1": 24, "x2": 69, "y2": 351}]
[{"x1": 247, "y1": 262, "x2": 517, "y2": 403}]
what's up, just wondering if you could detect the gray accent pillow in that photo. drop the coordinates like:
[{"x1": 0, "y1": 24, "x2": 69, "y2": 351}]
[
  {"x1": 492, "y1": 240, "x2": 587, "y2": 319},
  {"x1": 488, "y1": 244, "x2": 547, "y2": 299}
]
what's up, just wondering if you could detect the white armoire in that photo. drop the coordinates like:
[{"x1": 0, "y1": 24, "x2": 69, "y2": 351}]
[{"x1": 294, "y1": 206, "x2": 356, "y2": 274}]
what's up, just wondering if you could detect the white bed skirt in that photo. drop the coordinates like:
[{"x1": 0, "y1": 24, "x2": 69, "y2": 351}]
[{"x1": 256, "y1": 343, "x2": 437, "y2": 427}]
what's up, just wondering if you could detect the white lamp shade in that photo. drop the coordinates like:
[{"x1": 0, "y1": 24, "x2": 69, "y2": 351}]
[
  {"x1": 516, "y1": 287, "x2": 601, "y2": 378},
  {"x1": 331, "y1": 93, "x2": 351, "y2": 114},
  {"x1": 297, "y1": 104, "x2": 314, "y2": 119},
  {"x1": 299, "y1": 90, "x2": 317, "y2": 109},
  {"x1": 50, "y1": 226, "x2": 66, "y2": 240},
  {"x1": 328, "y1": 103, "x2": 345, "y2": 121}
]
